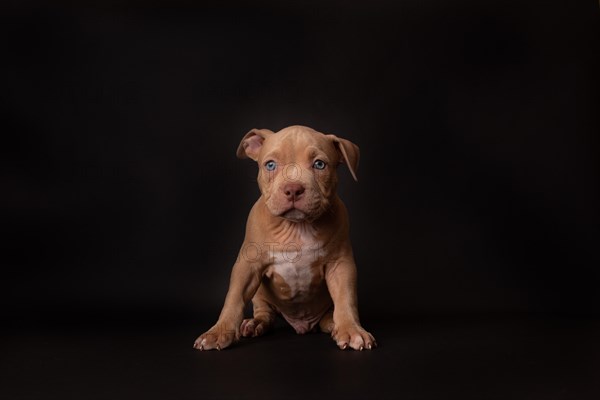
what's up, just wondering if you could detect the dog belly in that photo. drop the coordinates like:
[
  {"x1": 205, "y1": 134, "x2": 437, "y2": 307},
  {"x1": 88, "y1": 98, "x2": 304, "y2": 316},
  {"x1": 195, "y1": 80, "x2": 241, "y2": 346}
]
[
  {"x1": 280, "y1": 307, "x2": 331, "y2": 334},
  {"x1": 259, "y1": 261, "x2": 332, "y2": 334}
]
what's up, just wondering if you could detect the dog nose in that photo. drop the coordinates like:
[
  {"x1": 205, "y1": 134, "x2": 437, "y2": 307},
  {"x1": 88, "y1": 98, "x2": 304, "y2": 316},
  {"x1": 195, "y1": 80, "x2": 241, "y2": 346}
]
[{"x1": 283, "y1": 183, "x2": 305, "y2": 201}]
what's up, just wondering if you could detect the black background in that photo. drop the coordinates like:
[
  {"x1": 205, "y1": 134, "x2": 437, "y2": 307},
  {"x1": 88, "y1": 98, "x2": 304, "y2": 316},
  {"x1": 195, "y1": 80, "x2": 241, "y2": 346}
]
[{"x1": 1, "y1": 1, "x2": 599, "y2": 399}]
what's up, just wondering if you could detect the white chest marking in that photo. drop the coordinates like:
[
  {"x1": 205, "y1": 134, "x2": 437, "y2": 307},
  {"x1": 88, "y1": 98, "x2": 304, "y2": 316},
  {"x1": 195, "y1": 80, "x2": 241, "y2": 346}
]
[
  {"x1": 270, "y1": 225, "x2": 320, "y2": 298},
  {"x1": 272, "y1": 260, "x2": 314, "y2": 298}
]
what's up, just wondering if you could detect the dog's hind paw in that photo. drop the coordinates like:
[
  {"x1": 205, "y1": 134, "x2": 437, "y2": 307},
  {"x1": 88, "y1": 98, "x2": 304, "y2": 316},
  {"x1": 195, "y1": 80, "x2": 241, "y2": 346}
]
[{"x1": 240, "y1": 318, "x2": 271, "y2": 338}]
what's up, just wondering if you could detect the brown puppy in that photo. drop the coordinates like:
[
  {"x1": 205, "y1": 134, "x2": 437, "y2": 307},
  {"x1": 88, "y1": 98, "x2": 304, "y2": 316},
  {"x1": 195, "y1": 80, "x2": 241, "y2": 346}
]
[{"x1": 193, "y1": 125, "x2": 376, "y2": 351}]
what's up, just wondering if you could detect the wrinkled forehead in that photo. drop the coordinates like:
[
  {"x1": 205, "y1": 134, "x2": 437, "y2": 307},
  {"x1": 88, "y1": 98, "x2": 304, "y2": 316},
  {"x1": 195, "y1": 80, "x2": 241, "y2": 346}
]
[{"x1": 260, "y1": 129, "x2": 338, "y2": 163}]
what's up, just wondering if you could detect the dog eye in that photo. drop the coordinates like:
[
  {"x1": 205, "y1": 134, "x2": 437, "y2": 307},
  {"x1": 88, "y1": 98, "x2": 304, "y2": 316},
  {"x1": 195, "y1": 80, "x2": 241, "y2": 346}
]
[
  {"x1": 265, "y1": 160, "x2": 277, "y2": 171},
  {"x1": 313, "y1": 160, "x2": 326, "y2": 170}
]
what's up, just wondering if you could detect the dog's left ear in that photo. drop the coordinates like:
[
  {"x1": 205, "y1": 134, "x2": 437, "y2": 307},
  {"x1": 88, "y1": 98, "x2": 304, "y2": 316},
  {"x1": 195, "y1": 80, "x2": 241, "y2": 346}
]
[
  {"x1": 328, "y1": 135, "x2": 360, "y2": 181},
  {"x1": 236, "y1": 128, "x2": 274, "y2": 161}
]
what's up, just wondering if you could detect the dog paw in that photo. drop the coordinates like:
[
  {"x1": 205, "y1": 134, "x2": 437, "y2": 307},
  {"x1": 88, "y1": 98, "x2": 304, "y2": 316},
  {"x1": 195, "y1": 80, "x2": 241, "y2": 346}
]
[
  {"x1": 240, "y1": 318, "x2": 271, "y2": 338},
  {"x1": 193, "y1": 323, "x2": 239, "y2": 351},
  {"x1": 332, "y1": 323, "x2": 377, "y2": 351}
]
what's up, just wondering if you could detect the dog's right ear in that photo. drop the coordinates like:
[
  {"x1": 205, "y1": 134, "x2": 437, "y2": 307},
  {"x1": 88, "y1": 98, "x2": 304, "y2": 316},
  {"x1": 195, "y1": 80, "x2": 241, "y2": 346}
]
[{"x1": 236, "y1": 128, "x2": 274, "y2": 161}]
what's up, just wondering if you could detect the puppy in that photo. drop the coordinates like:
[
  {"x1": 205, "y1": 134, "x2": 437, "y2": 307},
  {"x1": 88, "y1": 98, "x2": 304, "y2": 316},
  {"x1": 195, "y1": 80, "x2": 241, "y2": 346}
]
[{"x1": 194, "y1": 125, "x2": 375, "y2": 351}]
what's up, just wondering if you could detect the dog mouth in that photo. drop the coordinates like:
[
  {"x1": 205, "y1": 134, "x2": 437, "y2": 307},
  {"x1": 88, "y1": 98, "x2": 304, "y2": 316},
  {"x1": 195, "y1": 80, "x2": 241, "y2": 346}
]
[
  {"x1": 280, "y1": 208, "x2": 308, "y2": 222},
  {"x1": 266, "y1": 189, "x2": 326, "y2": 222}
]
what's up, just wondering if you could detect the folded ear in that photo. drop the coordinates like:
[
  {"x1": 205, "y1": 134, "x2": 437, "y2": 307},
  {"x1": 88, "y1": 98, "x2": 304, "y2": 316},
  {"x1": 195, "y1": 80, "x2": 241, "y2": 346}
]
[
  {"x1": 328, "y1": 135, "x2": 360, "y2": 181},
  {"x1": 236, "y1": 128, "x2": 275, "y2": 161}
]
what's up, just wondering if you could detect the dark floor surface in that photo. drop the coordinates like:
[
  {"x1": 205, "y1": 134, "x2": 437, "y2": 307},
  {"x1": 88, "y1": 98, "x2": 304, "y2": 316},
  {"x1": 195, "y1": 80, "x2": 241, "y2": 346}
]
[{"x1": 2, "y1": 314, "x2": 599, "y2": 400}]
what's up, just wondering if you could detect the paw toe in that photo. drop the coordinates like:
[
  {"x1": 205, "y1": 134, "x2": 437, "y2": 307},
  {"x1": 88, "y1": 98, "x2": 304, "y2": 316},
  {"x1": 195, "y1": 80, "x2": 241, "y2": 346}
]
[
  {"x1": 349, "y1": 336, "x2": 365, "y2": 351},
  {"x1": 241, "y1": 319, "x2": 255, "y2": 337}
]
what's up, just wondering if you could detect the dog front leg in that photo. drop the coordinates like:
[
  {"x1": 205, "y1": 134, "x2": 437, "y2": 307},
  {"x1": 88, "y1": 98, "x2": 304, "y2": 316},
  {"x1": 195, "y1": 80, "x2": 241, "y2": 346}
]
[
  {"x1": 325, "y1": 257, "x2": 377, "y2": 350},
  {"x1": 194, "y1": 260, "x2": 263, "y2": 351}
]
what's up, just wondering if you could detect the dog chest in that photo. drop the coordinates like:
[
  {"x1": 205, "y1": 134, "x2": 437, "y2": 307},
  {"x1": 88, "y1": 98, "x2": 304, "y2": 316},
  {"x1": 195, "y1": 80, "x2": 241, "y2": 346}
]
[{"x1": 265, "y1": 239, "x2": 324, "y2": 300}]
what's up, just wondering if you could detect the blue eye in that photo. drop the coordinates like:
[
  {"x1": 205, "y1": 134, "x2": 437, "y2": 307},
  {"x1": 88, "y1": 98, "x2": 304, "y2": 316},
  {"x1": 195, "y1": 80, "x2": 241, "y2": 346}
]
[
  {"x1": 265, "y1": 160, "x2": 277, "y2": 171},
  {"x1": 313, "y1": 160, "x2": 326, "y2": 170}
]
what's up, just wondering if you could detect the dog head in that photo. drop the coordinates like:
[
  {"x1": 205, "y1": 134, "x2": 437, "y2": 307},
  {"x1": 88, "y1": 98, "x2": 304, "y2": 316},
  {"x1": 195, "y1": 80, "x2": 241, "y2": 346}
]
[{"x1": 236, "y1": 125, "x2": 359, "y2": 222}]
